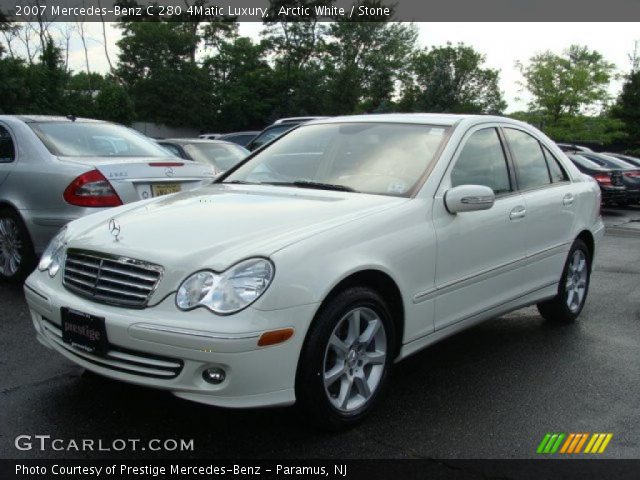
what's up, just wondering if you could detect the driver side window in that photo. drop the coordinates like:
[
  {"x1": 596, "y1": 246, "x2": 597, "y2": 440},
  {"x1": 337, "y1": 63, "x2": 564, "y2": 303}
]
[{"x1": 451, "y1": 128, "x2": 511, "y2": 195}]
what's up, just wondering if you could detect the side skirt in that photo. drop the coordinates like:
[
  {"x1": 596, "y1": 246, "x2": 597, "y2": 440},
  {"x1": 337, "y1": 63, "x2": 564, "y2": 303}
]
[{"x1": 397, "y1": 282, "x2": 558, "y2": 362}]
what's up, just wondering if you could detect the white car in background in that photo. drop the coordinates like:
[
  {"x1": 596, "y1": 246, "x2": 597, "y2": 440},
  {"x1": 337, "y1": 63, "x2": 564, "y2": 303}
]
[
  {"x1": 0, "y1": 115, "x2": 216, "y2": 283},
  {"x1": 24, "y1": 114, "x2": 604, "y2": 429}
]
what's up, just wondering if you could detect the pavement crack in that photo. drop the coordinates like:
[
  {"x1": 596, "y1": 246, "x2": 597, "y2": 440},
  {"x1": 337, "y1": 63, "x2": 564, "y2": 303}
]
[{"x1": 1, "y1": 371, "x2": 78, "y2": 395}]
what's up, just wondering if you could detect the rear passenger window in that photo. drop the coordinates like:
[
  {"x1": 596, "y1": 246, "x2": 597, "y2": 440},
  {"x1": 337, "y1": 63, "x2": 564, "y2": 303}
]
[
  {"x1": 0, "y1": 126, "x2": 15, "y2": 163},
  {"x1": 542, "y1": 146, "x2": 569, "y2": 182},
  {"x1": 504, "y1": 128, "x2": 551, "y2": 190},
  {"x1": 451, "y1": 128, "x2": 511, "y2": 195}
]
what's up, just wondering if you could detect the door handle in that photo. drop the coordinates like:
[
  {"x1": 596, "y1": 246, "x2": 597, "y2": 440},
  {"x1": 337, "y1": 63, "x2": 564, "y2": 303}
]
[
  {"x1": 563, "y1": 193, "x2": 575, "y2": 206},
  {"x1": 509, "y1": 206, "x2": 526, "y2": 220}
]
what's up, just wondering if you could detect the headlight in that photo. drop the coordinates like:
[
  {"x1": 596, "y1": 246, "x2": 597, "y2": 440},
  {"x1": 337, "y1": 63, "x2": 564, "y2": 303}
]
[
  {"x1": 176, "y1": 258, "x2": 274, "y2": 314},
  {"x1": 38, "y1": 227, "x2": 68, "y2": 277}
]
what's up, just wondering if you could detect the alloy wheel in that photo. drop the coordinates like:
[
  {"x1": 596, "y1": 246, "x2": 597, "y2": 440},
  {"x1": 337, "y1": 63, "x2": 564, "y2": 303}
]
[
  {"x1": 0, "y1": 217, "x2": 22, "y2": 276},
  {"x1": 565, "y1": 249, "x2": 588, "y2": 313},
  {"x1": 323, "y1": 307, "x2": 387, "y2": 413}
]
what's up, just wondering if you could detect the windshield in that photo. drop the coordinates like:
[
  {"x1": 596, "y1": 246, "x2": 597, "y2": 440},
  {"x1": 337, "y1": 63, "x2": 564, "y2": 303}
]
[
  {"x1": 570, "y1": 154, "x2": 606, "y2": 170},
  {"x1": 183, "y1": 143, "x2": 248, "y2": 171},
  {"x1": 30, "y1": 122, "x2": 173, "y2": 158},
  {"x1": 589, "y1": 154, "x2": 637, "y2": 170},
  {"x1": 224, "y1": 122, "x2": 450, "y2": 197}
]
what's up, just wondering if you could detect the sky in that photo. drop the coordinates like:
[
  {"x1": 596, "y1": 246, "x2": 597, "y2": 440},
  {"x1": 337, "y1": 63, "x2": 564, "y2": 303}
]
[{"x1": 55, "y1": 22, "x2": 640, "y2": 112}]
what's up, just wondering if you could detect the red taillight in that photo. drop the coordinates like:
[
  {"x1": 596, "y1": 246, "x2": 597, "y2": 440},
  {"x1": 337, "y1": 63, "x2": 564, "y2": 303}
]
[
  {"x1": 593, "y1": 173, "x2": 612, "y2": 185},
  {"x1": 63, "y1": 170, "x2": 123, "y2": 207},
  {"x1": 624, "y1": 171, "x2": 640, "y2": 178}
]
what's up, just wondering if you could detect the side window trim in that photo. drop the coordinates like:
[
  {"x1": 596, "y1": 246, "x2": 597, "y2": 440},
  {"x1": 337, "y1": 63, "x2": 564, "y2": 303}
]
[
  {"x1": 496, "y1": 126, "x2": 518, "y2": 194},
  {"x1": 541, "y1": 144, "x2": 570, "y2": 183},
  {"x1": 448, "y1": 126, "x2": 514, "y2": 197},
  {"x1": 500, "y1": 125, "x2": 556, "y2": 192},
  {"x1": 0, "y1": 122, "x2": 16, "y2": 164}
]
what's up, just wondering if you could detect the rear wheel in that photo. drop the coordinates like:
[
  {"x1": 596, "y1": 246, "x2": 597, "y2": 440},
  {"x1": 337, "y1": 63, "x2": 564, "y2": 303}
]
[
  {"x1": 296, "y1": 287, "x2": 396, "y2": 430},
  {"x1": 537, "y1": 239, "x2": 591, "y2": 323},
  {"x1": 0, "y1": 207, "x2": 36, "y2": 284}
]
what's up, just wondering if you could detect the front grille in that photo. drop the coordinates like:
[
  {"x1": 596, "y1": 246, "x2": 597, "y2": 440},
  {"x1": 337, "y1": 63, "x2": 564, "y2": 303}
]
[
  {"x1": 63, "y1": 249, "x2": 163, "y2": 308},
  {"x1": 40, "y1": 318, "x2": 183, "y2": 379}
]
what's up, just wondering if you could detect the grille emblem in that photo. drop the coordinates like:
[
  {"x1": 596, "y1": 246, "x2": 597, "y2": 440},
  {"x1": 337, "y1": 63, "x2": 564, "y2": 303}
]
[{"x1": 108, "y1": 218, "x2": 121, "y2": 242}]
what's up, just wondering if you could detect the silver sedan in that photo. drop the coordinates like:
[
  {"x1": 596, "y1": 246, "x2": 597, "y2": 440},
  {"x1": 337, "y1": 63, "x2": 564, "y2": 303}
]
[{"x1": 0, "y1": 115, "x2": 216, "y2": 283}]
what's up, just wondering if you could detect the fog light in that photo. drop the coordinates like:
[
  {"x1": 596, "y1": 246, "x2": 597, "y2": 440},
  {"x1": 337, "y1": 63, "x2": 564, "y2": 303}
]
[{"x1": 202, "y1": 368, "x2": 226, "y2": 384}]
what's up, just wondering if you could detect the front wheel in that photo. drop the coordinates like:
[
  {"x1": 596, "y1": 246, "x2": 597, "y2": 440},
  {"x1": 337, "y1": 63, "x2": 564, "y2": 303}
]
[
  {"x1": 537, "y1": 239, "x2": 591, "y2": 323},
  {"x1": 296, "y1": 287, "x2": 396, "y2": 430},
  {"x1": 0, "y1": 207, "x2": 37, "y2": 284}
]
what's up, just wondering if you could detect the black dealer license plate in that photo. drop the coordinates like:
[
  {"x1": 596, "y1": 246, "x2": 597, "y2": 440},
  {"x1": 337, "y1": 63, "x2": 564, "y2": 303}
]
[{"x1": 61, "y1": 308, "x2": 108, "y2": 355}]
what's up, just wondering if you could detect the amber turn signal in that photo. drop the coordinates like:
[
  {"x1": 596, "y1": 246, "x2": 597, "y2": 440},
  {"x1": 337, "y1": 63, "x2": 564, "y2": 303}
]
[{"x1": 257, "y1": 328, "x2": 294, "y2": 347}]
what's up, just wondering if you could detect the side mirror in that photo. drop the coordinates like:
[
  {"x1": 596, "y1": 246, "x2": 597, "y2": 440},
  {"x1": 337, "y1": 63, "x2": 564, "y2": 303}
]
[{"x1": 444, "y1": 185, "x2": 495, "y2": 214}]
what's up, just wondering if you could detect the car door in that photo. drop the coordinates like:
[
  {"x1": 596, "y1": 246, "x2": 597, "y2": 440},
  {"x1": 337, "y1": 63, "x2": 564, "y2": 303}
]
[
  {"x1": 0, "y1": 123, "x2": 16, "y2": 186},
  {"x1": 502, "y1": 127, "x2": 576, "y2": 291},
  {"x1": 432, "y1": 125, "x2": 528, "y2": 331}
]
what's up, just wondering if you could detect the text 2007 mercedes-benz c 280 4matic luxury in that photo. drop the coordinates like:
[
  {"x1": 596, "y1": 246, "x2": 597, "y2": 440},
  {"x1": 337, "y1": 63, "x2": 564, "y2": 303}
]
[{"x1": 24, "y1": 114, "x2": 604, "y2": 429}]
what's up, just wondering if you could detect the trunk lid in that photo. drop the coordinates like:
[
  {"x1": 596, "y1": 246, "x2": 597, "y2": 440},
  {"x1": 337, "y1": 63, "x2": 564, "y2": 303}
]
[{"x1": 58, "y1": 156, "x2": 217, "y2": 203}]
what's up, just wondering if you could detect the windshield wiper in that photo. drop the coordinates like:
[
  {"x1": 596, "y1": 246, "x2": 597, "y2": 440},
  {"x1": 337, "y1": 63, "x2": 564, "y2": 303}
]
[
  {"x1": 263, "y1": 181, "x2": 357, "y2": 192},
  {"x1": 223, "y1": 180, "x2": 258, "y2": 185}
]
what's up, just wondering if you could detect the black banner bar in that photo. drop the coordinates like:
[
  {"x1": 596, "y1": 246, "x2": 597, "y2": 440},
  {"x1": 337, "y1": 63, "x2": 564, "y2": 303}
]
[
  {"x1": 2, "y1": 459, "x2": 640, "y2": 480},
  {"x1": 2, "y1": 0, "x2": 640, "y2": 22}
]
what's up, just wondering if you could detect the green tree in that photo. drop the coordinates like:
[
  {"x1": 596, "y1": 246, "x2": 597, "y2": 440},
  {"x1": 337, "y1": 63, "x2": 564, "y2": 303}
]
[
  {"x1": 512, "y1": 111, "x2": 626, "y2": 144},
  {"x1": 204, "y1": 37, "x2": 276, "y2": 130},
  {"x1": 399, "y1": 43, "x2": 506, "y2": 114},
  {"x1": 0, "y1": 57, "x2": 30, "y2": 113},
  {"x1": 321, "y1": 16, "x2": 417, "y2": 114},
  {"x1": 517, "y1": 45, "x2": 615, "y2": 123},
  {"x1": 116, "y1": 17, "x2": 217, "y2": 127},
  {"x1": 262, "y1": 0, "x2": 330, "y2": 116},
  {"x1": 95, "y1": 81, "x2": 135, "y2": 124},
  {"x1": 28, "y1": 38, "x2": 69, "y2": 114},
  {"x1": 612, "y1": 70, "x2": 640, "y2": 141}
]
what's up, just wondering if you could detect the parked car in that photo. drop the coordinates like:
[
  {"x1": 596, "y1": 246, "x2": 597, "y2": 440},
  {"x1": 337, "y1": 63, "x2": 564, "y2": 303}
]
[
  {"x1": 198, "y1": 133, "x2": 222, "y2": 140},
  {"x1": 557, "y1": 143, "x2": 594, "y2": 153},
  {"x1": 246, "y1": 117, "x2": 328, "y2": 151},
  {"x1": 0, "y1": 115, "x2": 217, "y2": 283},
  {"x1": 603, "y1": 152, "x2": 640, "y2": 168},
  {"x1": 25, "y1": 114, "x2": 603, "y2": 429},
  {"x1": 273, "y1": 116, "x2": 328, "y2": 125},
  {"x1": 568, "y1": 154, "x2": 628, "y2": 205},
  {"x1": 157, "y1": 139, "x2": 248, "y2": 174},
  {"x1": 577, "y1": 152, "x2": 640, "y2": 205},
  {"x1": 217, "y1": 131, "x2": 260, "y2": 147}
]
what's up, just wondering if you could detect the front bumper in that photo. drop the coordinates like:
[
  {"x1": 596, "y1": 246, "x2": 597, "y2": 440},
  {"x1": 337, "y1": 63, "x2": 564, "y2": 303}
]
[{"x1": 24, "y1": 271, "x2": 319, "y2": 408}]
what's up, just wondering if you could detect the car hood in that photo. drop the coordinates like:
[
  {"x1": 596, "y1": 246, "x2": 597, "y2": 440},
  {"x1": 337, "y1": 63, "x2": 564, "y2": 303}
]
[{"x1": 67, "y1": 184, "x2": 406, "y2": 278}]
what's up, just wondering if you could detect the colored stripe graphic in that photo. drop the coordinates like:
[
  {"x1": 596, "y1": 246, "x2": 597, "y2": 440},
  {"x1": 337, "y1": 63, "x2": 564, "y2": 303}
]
[
  {"x1": 537, "y1": 433, "x2": 565, "y2": 454},
  {"x1": 574, "y1": 433, "x2": 589, "y2": 453},
  {"x1": 585, "y1": 433, "x2": 614, "y2": 454},
  {"x1": 538, "y1": 433, "x2": 613, "y2": 454}
]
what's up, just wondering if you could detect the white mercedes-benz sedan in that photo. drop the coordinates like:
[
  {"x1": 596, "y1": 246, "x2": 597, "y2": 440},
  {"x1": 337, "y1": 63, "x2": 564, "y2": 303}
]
[{"x1": 24, "y1": 114, "x2": 604, "y2": 429}]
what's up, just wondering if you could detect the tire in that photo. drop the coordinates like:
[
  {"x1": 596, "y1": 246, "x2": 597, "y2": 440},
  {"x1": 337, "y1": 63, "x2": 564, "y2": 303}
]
[
  {"x1": 0, "y1": 207, "x2": 37, "y2": 284},
  {"x1": 296, "y1": 286, "x2": 396, "y2": 431},
  {"x1": 537, "y1": 239, "x2": 591, "y2": 323}
]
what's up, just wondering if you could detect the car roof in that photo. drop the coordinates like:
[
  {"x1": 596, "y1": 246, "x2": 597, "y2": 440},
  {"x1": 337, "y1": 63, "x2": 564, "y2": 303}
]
[
  {"x1": 273, "y1": 116, "x2": 328, "y2": 125},
  {"x1": 160, "y1": 138, "x2": 238, "y2": 145},
  {"x1": 4, "y1": 115, "x2": 105, "y2": 124},
  {"x1": 305, "y1": 113, "x2": 510, "y2": 127},
  {"x1": 220, "y1": 131, "x2": 260, "y2": 136}
]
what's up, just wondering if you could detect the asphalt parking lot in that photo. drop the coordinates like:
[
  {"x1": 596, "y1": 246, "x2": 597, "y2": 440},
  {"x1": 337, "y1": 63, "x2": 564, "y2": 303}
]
[{"x1": 1, "y1": 208, "x2": 639, "y2": 460}]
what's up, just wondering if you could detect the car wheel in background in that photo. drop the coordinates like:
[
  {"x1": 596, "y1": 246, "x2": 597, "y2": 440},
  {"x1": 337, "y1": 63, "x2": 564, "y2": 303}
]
[
  {"x1": 0, "y1": 207, "x2": 37, "y2": 284},
  {"x1": 296, "y1": 286, "x2": 396, "y2": 430},
  {"x1": 537, "y1": 239, "x2": 591, "y2": 324}
]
